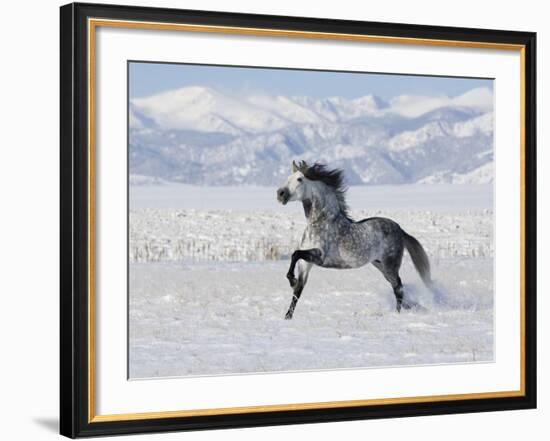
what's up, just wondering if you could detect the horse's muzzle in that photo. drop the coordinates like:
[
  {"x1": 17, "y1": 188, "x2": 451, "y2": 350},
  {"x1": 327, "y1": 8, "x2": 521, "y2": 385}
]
[{"x1": 277, "y1": 188, "x2": 290, "y2": 205}]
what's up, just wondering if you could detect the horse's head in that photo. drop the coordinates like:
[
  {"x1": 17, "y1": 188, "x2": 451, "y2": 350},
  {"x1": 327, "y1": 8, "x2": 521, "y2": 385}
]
[{"x1": 277, "y1": 161, "x2": 310, "y2": 205}]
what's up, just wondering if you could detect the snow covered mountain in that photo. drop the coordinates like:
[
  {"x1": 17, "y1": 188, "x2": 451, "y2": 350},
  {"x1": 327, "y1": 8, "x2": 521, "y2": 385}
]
[{"x1": 129, "y1": 86, "x2": 494, "y2": 185}]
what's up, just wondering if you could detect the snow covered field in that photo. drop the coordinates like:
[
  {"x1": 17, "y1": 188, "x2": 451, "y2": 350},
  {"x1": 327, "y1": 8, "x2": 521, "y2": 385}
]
[
  {"x1": 130, "y1": 182, "x2": 493, "y2": 211},
  {"x1": 129, "y1": 184, "x2": 494, "y2": 379}
]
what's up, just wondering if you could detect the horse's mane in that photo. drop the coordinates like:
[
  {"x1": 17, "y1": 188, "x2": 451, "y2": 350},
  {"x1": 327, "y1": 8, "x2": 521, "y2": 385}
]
[{"x1": 295, "y1": 161, "x2": 351, "y2": 219}]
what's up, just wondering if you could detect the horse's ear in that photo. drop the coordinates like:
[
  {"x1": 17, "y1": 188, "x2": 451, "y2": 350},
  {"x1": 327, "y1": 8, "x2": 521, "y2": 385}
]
[{"x1": 291, "y1": 161, "x2": 299, "y2": 173}]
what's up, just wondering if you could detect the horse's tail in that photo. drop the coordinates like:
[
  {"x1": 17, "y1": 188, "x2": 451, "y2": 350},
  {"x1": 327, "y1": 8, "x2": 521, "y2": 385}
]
[{"x1": 403, "y1": 232, "x2": 432, "y2": 288}]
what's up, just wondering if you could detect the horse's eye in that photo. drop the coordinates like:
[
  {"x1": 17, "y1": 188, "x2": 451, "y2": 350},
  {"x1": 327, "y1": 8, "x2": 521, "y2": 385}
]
[{"x1": 297, "y1": 177, "x2": 303, "y2": 183}]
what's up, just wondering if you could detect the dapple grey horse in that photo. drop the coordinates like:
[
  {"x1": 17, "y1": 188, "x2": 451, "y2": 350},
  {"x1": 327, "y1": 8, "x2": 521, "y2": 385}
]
[{"x1": 277, "y1": 160, "x2": 432, "y2": 319}]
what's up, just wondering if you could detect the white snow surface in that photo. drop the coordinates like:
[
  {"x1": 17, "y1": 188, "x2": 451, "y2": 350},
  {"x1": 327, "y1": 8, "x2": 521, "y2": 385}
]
[
  {"x1": 130, "y1": 183, "x2": 493, "y2": 211},
  {"x1": 129, "y1": 184, "x2": 494, "y2": 379},
  {"x1": 129, "y1": 259, "x2": 493, "y2": 378}
]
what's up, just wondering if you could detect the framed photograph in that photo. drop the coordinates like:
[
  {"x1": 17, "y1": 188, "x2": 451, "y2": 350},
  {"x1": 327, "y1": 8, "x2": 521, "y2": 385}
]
[{"x1": 60, "y1": 2, "x2": 536, "y2": 438}]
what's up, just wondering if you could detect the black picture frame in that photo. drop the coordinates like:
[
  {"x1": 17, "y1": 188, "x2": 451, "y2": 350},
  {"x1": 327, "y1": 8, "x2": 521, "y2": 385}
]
[{"x1": 60, "y1": 2, "x2": 537, "y2": 438}]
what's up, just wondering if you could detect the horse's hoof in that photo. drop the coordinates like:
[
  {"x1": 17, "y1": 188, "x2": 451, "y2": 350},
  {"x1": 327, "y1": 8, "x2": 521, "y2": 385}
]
[
  {"x1": 287, "y1": 275, "x2": 298, "y2": 288},
  {"x1": 285, "y1": 311, "x2": 293, "y2": 320},
  {"x1": 407, "y1": 301, "x2": 426, "y2": 312},
  {"x1": 396, "y1": 304, "x2": 402, "y2": 313}
]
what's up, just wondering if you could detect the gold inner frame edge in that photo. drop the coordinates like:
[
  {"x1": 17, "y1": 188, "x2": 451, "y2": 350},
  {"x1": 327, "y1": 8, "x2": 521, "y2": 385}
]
[{"x1": 87, "y1": 17, "x2": 527, "y2": 423}]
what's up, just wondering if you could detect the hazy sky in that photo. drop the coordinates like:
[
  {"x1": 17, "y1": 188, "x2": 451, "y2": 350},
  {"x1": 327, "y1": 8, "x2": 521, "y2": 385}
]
[{"x1": 129, "y1": 61, "x2": 493, "y2": 101}]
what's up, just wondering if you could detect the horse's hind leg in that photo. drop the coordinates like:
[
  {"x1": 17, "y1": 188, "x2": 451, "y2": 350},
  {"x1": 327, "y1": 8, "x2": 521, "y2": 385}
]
[
  {"x1": 372, "y1": 258, "x2": 408, "y2": 313},
  {"x1": 285, "y1": 261, "x2": 312, "y2": 320}
]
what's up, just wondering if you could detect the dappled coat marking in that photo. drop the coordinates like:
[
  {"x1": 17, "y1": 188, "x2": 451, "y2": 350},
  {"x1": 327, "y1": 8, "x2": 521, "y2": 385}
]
[{"x1": 277, "y1": 160, "x2": 433, "y2": 319}]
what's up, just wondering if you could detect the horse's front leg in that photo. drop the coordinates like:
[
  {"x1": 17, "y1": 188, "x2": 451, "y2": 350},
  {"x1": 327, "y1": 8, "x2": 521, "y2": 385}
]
[
  {"x1": 284, "y1": 249, "x2": 322, "y2": 320},
  {"x1": 285, "y1": 261, "x2": 313, "y2": 320},
  {"x1": 286, "y1": 248, "x2": 323, "y2": 288}
]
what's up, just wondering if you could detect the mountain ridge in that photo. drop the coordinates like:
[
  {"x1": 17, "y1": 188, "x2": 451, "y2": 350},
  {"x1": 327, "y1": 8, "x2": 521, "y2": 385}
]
[{"x1": 129, "y1": 86, "x2": 494, "y2": 186}]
